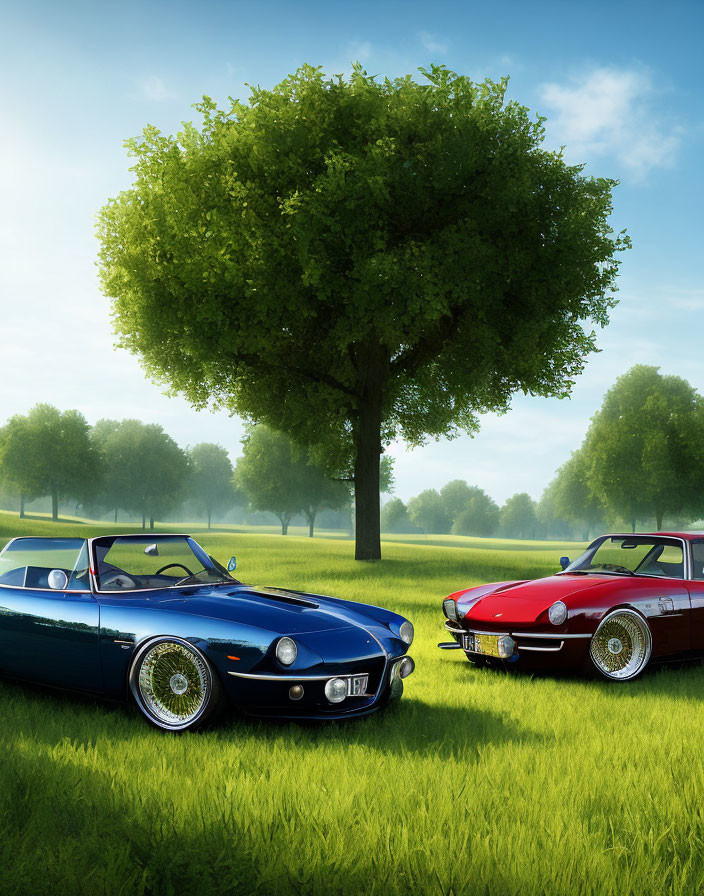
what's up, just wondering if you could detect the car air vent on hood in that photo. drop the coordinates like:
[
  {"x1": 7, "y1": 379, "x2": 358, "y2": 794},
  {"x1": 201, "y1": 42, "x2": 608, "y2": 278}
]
[{"x1": 241, "y1": 587, "x2": 320, "y2": 609}]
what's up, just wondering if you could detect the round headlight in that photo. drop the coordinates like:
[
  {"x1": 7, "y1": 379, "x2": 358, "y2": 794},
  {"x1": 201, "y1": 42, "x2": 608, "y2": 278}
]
[
  {"x1": 399, "y1": 621, "x2": 414, "y2": 645},
  {"x1": 325, "y1": 677, "x2": 347, "y2": 703},
  {"x1": 276, "y1": 637, "x2": 297, "y2": 665},
  {"x1": 548, "y1": 600, "x2": 568, "y2": 626}
]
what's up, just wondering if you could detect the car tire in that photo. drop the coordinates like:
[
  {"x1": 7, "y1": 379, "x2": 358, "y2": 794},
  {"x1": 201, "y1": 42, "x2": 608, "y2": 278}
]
[
  {"x1": 130, "y1": 637, "x2": 223, "y2": 731},
  {"x1": 589, "y1": 609, "x2": 652, "y2": 682}
]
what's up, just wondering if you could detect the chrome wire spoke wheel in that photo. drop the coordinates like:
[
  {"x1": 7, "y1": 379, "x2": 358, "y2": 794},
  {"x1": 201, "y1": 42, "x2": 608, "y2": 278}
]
[
  {"x1": 132, "y1": 639, "x2": 212, "y2": 730},
  {"x1": 590, "y1": 610, "x2": 652, "y2": 681}
]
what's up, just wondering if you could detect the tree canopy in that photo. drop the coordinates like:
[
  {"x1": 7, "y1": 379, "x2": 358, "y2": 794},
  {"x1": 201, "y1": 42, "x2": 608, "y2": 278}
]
[
  {"x1": 582, "y1": 365, "x2": 704, "y2": 530},
  {"x1": 188, "y1": 443, "x2": 236, "y2": 528},
  {"x1": 0, "y1": 404, "x2": 101, "y2": 520},
  {"x1": 551, "y1": 449, "x2": 606, "y2": 538},
  {"x1": 500, "y1": 492, "x2": 539, "y2": 539},
  {"x1": 98, "y1": 64, "x2": 628, "y2": 558},
  {"x1": 91, "y1": 419, "x2": 188, "y2": 528},
  {"x1": 407, "y1": 489, "x2": 451, "y2": 534},
  {"x1": 451, "y1": 488, "x2": 500, "y2": 537},
  {"x1": 234, "y1": 425, "x2": 348, "y2": 536}
]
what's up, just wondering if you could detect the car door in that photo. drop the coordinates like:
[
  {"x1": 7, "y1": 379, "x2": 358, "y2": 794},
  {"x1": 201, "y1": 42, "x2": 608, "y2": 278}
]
[
  {"x1": 0, "y1": 584, "x2": 101, "y2": 690},
  {"x1": 685, "y1": 539, "x2": 704, "y2": 651}
]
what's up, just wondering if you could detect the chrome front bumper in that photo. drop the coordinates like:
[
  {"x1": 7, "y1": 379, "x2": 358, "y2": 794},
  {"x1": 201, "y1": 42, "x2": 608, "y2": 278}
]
[{"x1": 443, "y1": 620, "x2": 592, "y2": 653}]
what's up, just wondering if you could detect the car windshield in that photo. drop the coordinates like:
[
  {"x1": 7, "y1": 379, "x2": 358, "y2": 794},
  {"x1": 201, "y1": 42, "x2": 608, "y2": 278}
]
[
  {"x1": 0, "y1": 537, "x2": 90, "y2": 590},
  {"x1": 92, "y1": 535, "x2": 236, "y2": 592},
  {"x1": 563, "y1": 536, "x2": 685, "y2": 579}
]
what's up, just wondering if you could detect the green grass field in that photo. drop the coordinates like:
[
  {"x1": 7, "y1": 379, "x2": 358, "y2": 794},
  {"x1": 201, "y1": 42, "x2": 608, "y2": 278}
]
[{"x1": 2, "y1": 514, "x2": 704, "y2": 895}]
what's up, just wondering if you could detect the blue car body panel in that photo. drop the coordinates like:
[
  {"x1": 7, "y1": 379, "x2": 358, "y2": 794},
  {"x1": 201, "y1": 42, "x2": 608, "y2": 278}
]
[{"x1": 0, "y1": 537, "x2": 414, "y2": 721}]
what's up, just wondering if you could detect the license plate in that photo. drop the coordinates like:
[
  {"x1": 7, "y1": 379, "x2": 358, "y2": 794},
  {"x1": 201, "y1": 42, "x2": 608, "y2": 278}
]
[
  {"x1": 347, "y1": 674, "x2": 369, "y2": 696},
  {"x1": 462, "y1": 633, "x2": 501, "y2": 658}
]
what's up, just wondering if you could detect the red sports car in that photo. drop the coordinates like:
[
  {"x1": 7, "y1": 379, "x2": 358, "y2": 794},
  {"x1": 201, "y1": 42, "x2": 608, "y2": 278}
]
[{"x1": 440, "y1": 532, "x2": 704, "y2": 681}]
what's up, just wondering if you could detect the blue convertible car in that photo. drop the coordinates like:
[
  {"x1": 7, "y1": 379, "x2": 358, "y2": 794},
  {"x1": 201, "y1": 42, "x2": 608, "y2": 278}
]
[{"x1": 0, "y1": 534, "x2": 415, "y2": 731}]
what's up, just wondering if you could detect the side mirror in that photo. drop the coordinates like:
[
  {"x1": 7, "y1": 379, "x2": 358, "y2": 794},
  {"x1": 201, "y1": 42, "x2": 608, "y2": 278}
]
[
  {"x1": 228, "y1": 556, "x2": 237, "y2": 572},
  {"x1": 48, "y1": 569, "x2": 68, "y2": 590},
  {"x1": 559, "y1": 556, "x2": 571, "y2": 571},
  {"x1": 145, "y1": 544, "x2": 159, "y2": 557}
]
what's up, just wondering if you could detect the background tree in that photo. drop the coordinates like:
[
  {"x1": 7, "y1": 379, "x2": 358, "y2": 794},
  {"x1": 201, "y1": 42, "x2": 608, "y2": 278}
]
[
  {"x1": 440, "y1": 480, "x2": 476, "y2": 529},
  {"x1": 90, "y1": 418, "x2": 129, "y2": 521},
  {"x1": 93, "y1": 420, "x2": 188, "y2": 528},
  {"x1": 451, "y1": 488, "x2": 500, "y2": 536},
  {"x1": 500, "y1": 492, "x2": 539, "y2": 539},
  {"x1": 0, "y1": 404, "x2": 101, "y2": 520},
  {"x1": 380, "y1": 498, "x2": 418, "y2": 534},
  {"x1": 537, "y1": 478, "x2": 578, "y2": 541},
  {"x1": 582, "y1": 366, "x2": 704, "y2": 530},
  {"x1": 188, "y1": 443, "x2": 235, "y2": 529},
  {"x1": 296, "y1": 461, "x2": 350, "y2": 538},
  {"x1": 98, "y1": 64, "x2": 628, "y2": 560},
  {"x1": 551, "y1": 449, "x2": 605, "y2": 539},
  {"x1": 407, "y1": 489, "x2": 451, "y2": 535},
  {"x1": 234, "y1": 426, "x2": 303, "y2": 535}
]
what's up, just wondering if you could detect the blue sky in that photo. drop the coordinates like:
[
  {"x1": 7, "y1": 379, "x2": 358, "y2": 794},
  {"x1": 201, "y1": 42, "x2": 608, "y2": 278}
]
[{"x1": 0, "y1": 0, "x2": 702, "y2": 503}]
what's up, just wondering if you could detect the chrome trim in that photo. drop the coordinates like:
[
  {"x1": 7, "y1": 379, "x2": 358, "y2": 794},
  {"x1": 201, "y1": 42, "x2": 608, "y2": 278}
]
[
  {"x1": 0, "y1": 583, "x2": 92, "y2": 594},
  {"x1": 228, "y1": 671, "x2": 354, "y2": 681},
  {"x1": 512, "y1": 632, "x2": 592, "y2": 640},
  {"x1": 444, "y1": 622, "x2": 465, "y2": 634},
  {"x1": 519, "y1": 642, "x2": 564, "y2": 652}
]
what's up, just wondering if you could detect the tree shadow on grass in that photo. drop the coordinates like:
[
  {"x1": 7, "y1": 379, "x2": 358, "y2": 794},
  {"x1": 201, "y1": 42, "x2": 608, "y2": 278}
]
[
  {"x1": 232, "y1": 696, "x2": 539, "y2": 762},
  {"x1": 0, "y1": 675, "x2": 537, "y2": 763}
]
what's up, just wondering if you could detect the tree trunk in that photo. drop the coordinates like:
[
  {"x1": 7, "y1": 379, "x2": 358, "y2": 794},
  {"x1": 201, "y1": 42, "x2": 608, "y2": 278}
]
[
  {"x1": 631, "y1": 520, "x2": 636, "y2": 534},
  {"x1": 207, "y1": 510, "x2": 212, "y2": 530},
  {"x1": 114, "y1": 507, "x2": 118, "y2": 524},
  {"x1": 19, "y1": 494, "x2": 25, "y2": 519},
  {"x1": 656, "y1": 511, "x2": 664, "y2": 530},
  {"x1": 354, "y1": 395, "x2": 383, "y2": 560},
  {"x1": 150, "y1": 516, "x2": 155, "y2": 530},
  {"x1": 306, "y1": 509, "x2": 317, "y2": 538},
  {"x1": 51, "y1": 485, "x2": 58, "y2": 521},
  {"x1": 142, "y1": 513, "x2": 146, "y2": 530}
]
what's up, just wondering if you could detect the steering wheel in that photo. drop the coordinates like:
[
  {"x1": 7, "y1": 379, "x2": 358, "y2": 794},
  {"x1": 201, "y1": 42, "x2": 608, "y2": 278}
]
[
  {"x1": 155, "y1": 563, "x2": 194, "y2": 577},
  {"x1": 101, "y1": 572, "x2": 137, "y2": 590}
]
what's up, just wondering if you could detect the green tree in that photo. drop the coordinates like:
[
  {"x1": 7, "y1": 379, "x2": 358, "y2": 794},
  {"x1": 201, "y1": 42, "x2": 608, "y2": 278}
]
[
  {"x1": 188, "y1": 443, "x2": 235, "y2": 529},
  {"x1": 0, "y1": 404, "x2": 101, "y2": 520},
  {"x1": 451, "y1": 488, "x2": 500, "y2": 536},
  {"x1": 537, "y1": 478, "x2": 578, "y2": 540},
  {"x1": 234, "y1": 426, "x2": 297, "y2": 535},
  {"x1": 440, "y1": 480, "x2": 476, "y2": 527},
  {"x1": 98, "y1": 64, "x2": 627, "y2": 559},
  {"x1": 91, "y1": 419, "x2": 188, "y2": 528},
  {"x1": 551, "y1": 449, "x2": 605, "y2": 539},
  {"x1": 380, "y1": 498, "x2": 418, "y2": 534},
  {"x1": 582, "y1": 365, "x2": 704, "y2": 531},
  {"x1": 501, "y1": 492, "x2": 539, "y2": 539},
  {"x1": 89, "y1": 419, "x2": 128, "y2": 522},
  {"x1": 297, "y1": 463, "x2": 350, "y2": 538},
  {"x1": 407, "y1": 489, "x2": 451, "y2": 534}
]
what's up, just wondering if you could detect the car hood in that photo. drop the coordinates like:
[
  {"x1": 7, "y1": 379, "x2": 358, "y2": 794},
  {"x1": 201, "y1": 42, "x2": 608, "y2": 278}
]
[
  {"x1": 459, "y1": 574, "x2": 617, "y2": 625},
  {"x1": 152, "y1": 584, "x2": 395, "y2": 639}
]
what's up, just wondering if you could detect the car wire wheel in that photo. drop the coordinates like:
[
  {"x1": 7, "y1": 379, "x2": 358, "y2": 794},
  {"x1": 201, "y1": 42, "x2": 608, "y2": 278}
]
[
  {"x1": 131, "y1": 638, "x2": 217, "y2": 730},
  {"x1": 589, "y1": 610, "x2": 652, "y2": 681}
]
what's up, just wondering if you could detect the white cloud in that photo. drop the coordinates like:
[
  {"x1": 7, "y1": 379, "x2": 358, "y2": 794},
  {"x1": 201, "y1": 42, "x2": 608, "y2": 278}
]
[
  {"x1": 418, "y1": 31, "x2": 448, "y2": 55},
  {"x1": 138, "y1": 75, "x2": 175, "y2": 102},
  {"x1": 539, "y1": 67, "x2": 680, "y2": 179}
]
